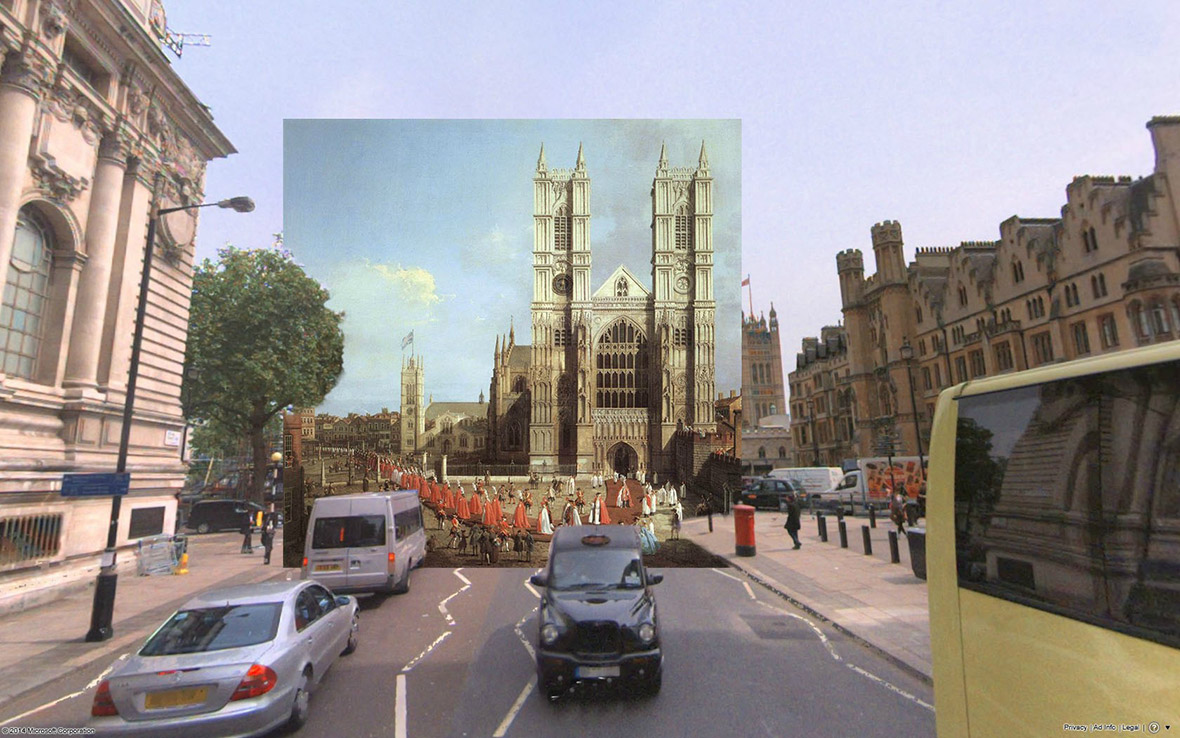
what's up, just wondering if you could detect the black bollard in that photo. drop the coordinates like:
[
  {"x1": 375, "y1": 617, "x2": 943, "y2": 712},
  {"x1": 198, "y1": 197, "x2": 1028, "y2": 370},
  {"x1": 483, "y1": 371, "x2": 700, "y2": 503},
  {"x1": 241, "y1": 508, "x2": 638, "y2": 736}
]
[
  {"x1": 817, "y1": 514, "x2": 828, "y2": 542},
  {"x1": 835, "y1": 505, "x2": 844, "y2": 522},
  {"x1": 707, "y1": 509, "x2": 713, "y2": 533},
  {"x1": 838, "y1": 520, "x2": 848, "y2": 549},
  {"x1": 862, "y1": 525, "x2": 873, "y2": 555},
  {"x1": 888, "y1": 530, "x2": 900, "y2": 564},
  {"x1": 868, "y1": 506, "x2": 877, "y2": 529}
]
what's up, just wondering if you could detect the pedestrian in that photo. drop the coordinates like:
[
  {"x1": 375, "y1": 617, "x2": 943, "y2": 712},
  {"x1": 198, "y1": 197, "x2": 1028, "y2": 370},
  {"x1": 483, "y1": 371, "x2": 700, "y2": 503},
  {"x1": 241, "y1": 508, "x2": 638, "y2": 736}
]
[
  {"x1": 890, "y1": 488, "x2": 908, "y2": 537},
  {"x1": 670, "y1": 507, "x2": 681, "y2": 541},
  {"x1": 783, "y1": 493, "x2": 802, "y2": 549},
  {"x1": 261, "y1": 515, "x2": 275, "y2": 564},
  {"x1": 362, "y1": 475, "x2": 369, "y2": 493},
  {"x1": 240, "y1": 512, "x2": 253, "y2": 554}
]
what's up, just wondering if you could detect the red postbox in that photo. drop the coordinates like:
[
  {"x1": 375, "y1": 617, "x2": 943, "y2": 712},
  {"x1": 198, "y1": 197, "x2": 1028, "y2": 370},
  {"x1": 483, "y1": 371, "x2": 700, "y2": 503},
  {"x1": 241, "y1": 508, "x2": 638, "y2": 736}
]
[{"x1": 734, "y1": 504, "x2": 756, "y2": 557}]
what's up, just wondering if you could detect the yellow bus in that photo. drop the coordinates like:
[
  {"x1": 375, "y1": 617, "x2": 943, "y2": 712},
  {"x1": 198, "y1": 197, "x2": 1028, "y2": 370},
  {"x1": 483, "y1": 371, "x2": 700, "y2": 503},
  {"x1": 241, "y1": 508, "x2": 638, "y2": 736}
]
[{"x1": 927, "y1": 340, "x2": 1180, "y2": 736}]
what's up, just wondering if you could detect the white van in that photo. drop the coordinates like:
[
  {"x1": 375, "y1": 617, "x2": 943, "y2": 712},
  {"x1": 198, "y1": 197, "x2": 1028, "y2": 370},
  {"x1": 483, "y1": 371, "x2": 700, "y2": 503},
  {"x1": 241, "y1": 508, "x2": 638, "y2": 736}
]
[
  {"x1": 765, "y1": 467, "x2": 844, "y2": 498},
  {"x1": 302, "y1": 490, "x2": 426, "y2": 595}
]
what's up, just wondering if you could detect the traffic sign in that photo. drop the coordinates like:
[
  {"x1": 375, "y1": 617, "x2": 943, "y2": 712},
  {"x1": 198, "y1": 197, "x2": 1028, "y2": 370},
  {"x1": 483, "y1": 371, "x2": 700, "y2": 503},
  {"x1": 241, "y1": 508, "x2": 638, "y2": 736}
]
[{"x1": 61, "y1": 473, "x2": 130, "y2": 497}]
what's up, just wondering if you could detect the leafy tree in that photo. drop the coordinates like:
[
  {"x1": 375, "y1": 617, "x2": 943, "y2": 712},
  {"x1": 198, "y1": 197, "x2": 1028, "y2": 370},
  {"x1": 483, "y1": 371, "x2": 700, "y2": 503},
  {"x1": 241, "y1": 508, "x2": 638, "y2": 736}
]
[{"x1": 183, "y1": 246, "x2": 344, "y2": 504}]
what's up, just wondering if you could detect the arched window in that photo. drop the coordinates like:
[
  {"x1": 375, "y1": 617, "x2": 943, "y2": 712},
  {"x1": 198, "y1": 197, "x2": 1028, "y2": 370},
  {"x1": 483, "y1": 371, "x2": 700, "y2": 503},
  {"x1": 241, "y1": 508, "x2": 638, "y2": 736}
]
[
  {"x1": 512, "y1": 376, "x2": 526, "y2": 393},
  {"x1": 1, "y1": 207, "x2": 54, "y2": 379},
  {"x1": 674, "y1": 203, "x2": 691, "y2": 250},
  {"x1": 615, "y1": 278, "x2": 628, "y2": 297},
  {"x1": 778, "y1": 446, "x2": 787, "y2": 458},
  {"x1": 554, "y1": 205, "x2": 570, "y2": 250},
  {"x1": 757, "y1": 447, "x2": 766, "y2": 459},
  {"x1": 507, "y1": 422, "x2": 522, "y2": 449}
]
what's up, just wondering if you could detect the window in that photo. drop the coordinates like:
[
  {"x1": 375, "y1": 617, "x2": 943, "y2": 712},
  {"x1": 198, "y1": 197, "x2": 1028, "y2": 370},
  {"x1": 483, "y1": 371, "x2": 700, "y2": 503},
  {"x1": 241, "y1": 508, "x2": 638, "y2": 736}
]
[
  {"x1": 1031, "y1": 331, "x2": 1054, "y2": 365},
  {"x1": 953, "y1": 362, "x2": 1180, "y2": 649},
  {"x1": 615, "y1": 278, "x2": 628, "y2": 297},
  {"x1": 959, "y1": 285, "x2": 969, "y2": 307},
  {"x1": 0, "y1": 513, "x2": 62, "y2": 567},
  {"x1": 923, "y1": 366, "x2": 932, "y2": 391},
  {"x1": 934, "y1": 364, "x2": 942, "y2": 388},
  {"x1": 955, "y1": 356, "x2": 968, "y2": 383},
  {"x1": 1, "y1": 208, "x2": 54, "y2": 379},
  {"x1": 1097, "y1": 274, "x2": 1107, "y2": 297},
  {"x1": 674, "y1": 204, "x2": 691, "y2": 250},
  {"x1": 969, "y1": 350, "x2": 986, "y2": 378},
  {"x1": 1012, "y1": 261, "x2": 1025, "y2": 283},
  {"x1": 1098, "y1": 314, "x2": 1119, "y2": 349},
  {"x1": 312, "y1": 516, "x2": 386, "y2": 549},
  {"x1": 595, "y1": 320, "x2": 648, "y2": 409},
  {"x1": 758, "y1": 447, "x2": 766, "y2": 459},
  {"x1": 554, "y1": 205, "x2": 570, "y2": 250},
  {"x1": 778, "y1": 446, "x2": 787, "y2": 458},
  {"x1": 1150, "y1": 304, "x2": 1170, "y2": 337},
  {"x1": 916, "y1": 306, "x2": 923, "y2": 324},
  {"x1": 512, "y1": 376, "x2": 526, "y2": 393},
  {"x1": 393, "y1": 507, "x2": 422, "y2": 540},
  {"x1": 1072, "y1": 322, "x2": 1091, "y2": 356},
  {"x1": 995, "y1": 341, "x2": 1014, "y2": 372},
  {"x1": 294, "y1": 590, "x2": 321, "y2": 631},
  {"x1": 919, "y1": 339, "x2": 927, "y2": 356}
]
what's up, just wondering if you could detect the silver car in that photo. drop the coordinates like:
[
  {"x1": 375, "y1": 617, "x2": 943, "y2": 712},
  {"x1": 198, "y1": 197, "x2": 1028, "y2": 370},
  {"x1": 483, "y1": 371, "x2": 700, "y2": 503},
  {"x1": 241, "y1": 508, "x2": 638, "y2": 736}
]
[{"x1": 89, "y1": 580, "x2": 358, "y2": 737}]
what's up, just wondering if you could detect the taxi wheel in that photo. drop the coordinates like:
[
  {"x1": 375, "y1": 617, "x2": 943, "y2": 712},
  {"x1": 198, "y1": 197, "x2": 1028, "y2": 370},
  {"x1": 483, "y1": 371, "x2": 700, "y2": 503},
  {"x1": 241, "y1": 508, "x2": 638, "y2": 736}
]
[
  {"x1": 196, "y1": 523, "x2": 209, "y2": 534},
  {"x1": 393, "y1": 566, "x2": 411, "y2": 595},
  {"x1": 288, "y1": 670, "x2": 311, "y2": 730}
]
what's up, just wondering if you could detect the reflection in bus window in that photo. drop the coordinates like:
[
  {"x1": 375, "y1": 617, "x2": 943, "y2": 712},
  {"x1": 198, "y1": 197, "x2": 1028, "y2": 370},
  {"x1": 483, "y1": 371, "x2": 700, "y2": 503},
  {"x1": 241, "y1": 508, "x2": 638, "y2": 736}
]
[{"x1": 954, "y1": 361, "x2": 1180, "y2": 648}]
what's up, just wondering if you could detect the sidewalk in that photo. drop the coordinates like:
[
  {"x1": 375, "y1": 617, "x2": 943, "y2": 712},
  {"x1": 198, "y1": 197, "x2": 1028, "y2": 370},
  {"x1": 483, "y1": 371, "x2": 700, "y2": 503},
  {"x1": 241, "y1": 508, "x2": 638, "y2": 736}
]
[
  {"x1": 0, "y1": 530, "x2": 291, "y2": 710},
  {"x1": 683, "y1": 508, "x2": 932, "y2": 683}
]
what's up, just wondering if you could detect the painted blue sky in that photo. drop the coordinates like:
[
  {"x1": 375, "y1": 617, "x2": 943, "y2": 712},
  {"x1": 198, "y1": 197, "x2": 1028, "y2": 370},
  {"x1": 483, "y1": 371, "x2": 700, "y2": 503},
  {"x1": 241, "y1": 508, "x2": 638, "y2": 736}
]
[
  {"x1": 166, "y1": 0, "x2": 1180, "y2": 414},
  {"x1": 283, "y1": 120, "x2": 741, "y2": 413}
]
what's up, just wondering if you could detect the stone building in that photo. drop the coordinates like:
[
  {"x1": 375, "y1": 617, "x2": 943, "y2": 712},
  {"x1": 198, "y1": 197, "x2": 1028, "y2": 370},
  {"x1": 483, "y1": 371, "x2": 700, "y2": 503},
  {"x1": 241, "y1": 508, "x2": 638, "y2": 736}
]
[
  {"x1": 789, "y1": 117, "x2": 1180, "y2": 463},
  {"x1": 741, "y1": 305, "x2": 785, "y2": 428},
  {"x1": 487, "y1": 324, "x2": 530, "y2": 464},
  {"x1": 487, "y1": 142, "x2": 718, "y2": 477},
  {"x1": 398, "y1": 354, "x2": 424, "y2": 457},
  {"x1": 0, "y1": 0, "x2": 234, "y2": 603}
]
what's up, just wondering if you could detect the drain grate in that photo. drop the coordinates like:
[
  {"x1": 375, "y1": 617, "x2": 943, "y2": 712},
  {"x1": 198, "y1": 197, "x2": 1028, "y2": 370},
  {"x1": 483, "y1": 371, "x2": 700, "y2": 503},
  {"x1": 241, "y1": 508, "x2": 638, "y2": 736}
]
[{"x1": 739, "y1": 614, "x2": 812, "y2": 640}]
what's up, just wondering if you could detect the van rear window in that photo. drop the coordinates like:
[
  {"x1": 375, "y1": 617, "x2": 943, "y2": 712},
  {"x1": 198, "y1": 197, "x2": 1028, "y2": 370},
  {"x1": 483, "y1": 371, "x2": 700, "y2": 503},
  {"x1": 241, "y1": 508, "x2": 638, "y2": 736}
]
[{"x1": 311, "y1": 516, "x2": 386, "y2": 549}]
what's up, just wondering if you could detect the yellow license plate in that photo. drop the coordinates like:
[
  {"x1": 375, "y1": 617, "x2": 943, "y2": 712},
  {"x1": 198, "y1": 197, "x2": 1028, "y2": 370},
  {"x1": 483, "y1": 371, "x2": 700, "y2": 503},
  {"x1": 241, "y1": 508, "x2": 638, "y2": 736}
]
[
  {"x1": 314, "y1": 563, "x2": 341, "y2": 572},
  {"x1": 145, "y1": 686, "x2": 208, "y2": 709}
]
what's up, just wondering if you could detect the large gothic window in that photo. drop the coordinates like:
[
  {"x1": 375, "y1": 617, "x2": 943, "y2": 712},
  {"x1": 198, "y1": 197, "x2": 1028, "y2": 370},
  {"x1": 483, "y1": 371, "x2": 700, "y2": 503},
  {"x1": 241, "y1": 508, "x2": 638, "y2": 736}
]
[
  {"x1": 1, "y1": 207, "x2": 54, "y2": 379},
  {"x1": 554, "y1": 205, "x2": 570, "y2": 251},
  {"x1": 595, "y1": 320, "x2": 648, "y2": 409},
  {"x1": 615, "y1": 278, "x2": 628, "y2": 297},
  {"x1": 507, "y1": 421, "x2": 522, "y2": 449},
  {"x1": 674, "y1": 203, "x2": 691, "y2": 251}
]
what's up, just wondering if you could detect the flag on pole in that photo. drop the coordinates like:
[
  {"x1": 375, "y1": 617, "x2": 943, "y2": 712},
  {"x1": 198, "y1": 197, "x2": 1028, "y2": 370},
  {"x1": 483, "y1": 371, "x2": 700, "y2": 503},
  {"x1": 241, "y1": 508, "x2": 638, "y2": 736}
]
[
  {"x1": 741, "y1": 275, "x2": 750, "y2": 287},
  {"x1": 402, "y1": 330, "x2": 414, "y2": 349}
]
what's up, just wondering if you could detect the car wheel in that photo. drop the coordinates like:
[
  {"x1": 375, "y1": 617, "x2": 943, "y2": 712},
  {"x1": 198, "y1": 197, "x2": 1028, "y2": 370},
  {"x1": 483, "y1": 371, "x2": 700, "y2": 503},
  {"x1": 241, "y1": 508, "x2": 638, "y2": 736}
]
[
  {"x1": 393, "y1": 566, "x2": 410, "y2": 595},
  {"x1": 196, "y1": 523, "x2": 209, "y2": 534},
  {"x1": 342, "y1": 615, "x2": 359, "y2": 655},
  {"x1": 287, "y1": 670, "x2": 311, "y2": 731}
]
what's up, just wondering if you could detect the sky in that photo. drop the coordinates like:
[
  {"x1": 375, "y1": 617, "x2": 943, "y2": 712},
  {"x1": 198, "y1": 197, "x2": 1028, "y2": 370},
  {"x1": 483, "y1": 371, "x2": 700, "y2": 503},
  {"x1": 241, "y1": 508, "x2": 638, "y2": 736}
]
[
  {"x1": 282, "y1": 120, "x2": 741, "y2": 413},
  {"x1": 164, "y1": 0, "x2": 1180, "y2": 416}
]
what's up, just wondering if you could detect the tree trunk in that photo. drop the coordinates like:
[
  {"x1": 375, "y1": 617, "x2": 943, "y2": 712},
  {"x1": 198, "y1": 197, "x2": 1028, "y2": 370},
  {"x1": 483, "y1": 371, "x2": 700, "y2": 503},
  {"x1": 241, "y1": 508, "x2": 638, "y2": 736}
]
[{"x1": 250, "y1": 422, "x2": 269, "y2": 506}]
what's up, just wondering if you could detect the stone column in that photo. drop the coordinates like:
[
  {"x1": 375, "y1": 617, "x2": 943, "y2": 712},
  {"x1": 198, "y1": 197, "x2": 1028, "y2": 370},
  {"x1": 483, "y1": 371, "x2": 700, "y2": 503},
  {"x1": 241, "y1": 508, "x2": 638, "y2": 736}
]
[
  {"x1": 0, "y1": 48, "x2": 51, "y2": 293},
  {"x1": 64, "y1": 130, "x2": 128, "y2": 389}
]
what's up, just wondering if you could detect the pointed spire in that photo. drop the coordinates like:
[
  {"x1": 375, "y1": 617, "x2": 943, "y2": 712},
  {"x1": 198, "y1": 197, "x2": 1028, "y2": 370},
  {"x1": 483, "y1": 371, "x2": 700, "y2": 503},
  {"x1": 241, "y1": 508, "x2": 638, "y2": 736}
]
[
  {"x1": 769, "y1": 302, "x2": 777, "y2": 317},
  {"x1": 575, "y1": 142, "x2": 585, "y2": 171},
  {"x1": 536, "y1": 143, "x2": 547, "y2": 173},
  {"x1": 495, "y1": 334, "x2": 501, "y2": 361},
  {"x1": 698, "y1": 140, "x2": 710, "y2": 171},
  {"x1": 657, "y1": 141, "x2": 668, "y2": 171},
  {"x1": 509, "y1": 316, "x2": 515, "y2": 345}
]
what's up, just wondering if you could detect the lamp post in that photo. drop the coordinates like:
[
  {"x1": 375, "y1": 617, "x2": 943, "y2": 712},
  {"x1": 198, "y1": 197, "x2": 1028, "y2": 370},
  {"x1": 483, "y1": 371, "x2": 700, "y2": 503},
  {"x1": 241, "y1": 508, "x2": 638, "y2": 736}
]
[
  {"x1": 899, "y1": 338, "x2": 925, "y2": 470},
  {"x1": 86, "y1": 196, "x2": 254, "y2": 643}
]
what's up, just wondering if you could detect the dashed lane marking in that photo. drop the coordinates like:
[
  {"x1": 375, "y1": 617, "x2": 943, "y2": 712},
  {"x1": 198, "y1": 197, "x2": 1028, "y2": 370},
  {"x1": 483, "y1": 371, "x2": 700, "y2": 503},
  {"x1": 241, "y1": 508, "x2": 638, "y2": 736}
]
[
  {"x1": 395, "y1": 673, "x2": 407, "y2": 738},
  {"x1": 709, "y1": 567, "x2": 934, "y2": 713},
  {"x1": 0, "y1": 653, "x2": 127, "y2": 727},
  {"x1": 492, "y1": 680, "x2": 535, "y2": 737}
]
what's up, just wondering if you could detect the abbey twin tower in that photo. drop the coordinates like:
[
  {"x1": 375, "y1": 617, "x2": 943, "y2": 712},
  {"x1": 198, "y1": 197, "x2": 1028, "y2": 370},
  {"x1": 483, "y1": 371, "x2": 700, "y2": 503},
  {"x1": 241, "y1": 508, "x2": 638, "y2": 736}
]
[{"x1": 486, "y1": 142, "x2": 718, "y2": 477}]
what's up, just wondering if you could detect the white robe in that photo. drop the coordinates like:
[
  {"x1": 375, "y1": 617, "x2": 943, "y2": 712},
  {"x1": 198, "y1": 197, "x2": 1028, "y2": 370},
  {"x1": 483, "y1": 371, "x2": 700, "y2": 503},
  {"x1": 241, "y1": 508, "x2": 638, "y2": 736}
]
[
  {"x1": 566, "y1": 477, "x2": 576, "y2": 496},
  {"x1": 641, "y1": 495, "x2": 653, "y2": 516},
  {"x1": 539, "y1": 506, "x2": 554, "y2": 535},
  {"x1": 588, "y1": 499, "x2": 601, "y2": 524},
  {"x1": 616, "y1": 485, "x2": 626, "y2": 507},
  {"x1": 563, "y1": 503, "x2": 582, "y2": 526}
]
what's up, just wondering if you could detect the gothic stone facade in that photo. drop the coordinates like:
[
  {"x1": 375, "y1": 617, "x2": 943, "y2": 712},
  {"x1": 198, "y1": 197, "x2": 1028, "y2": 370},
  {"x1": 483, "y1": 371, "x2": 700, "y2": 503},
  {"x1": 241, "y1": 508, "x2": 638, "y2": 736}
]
[
  {"x1": 0, "y1": 0, "x2": 234, "y2": 602},
  {"x1": 741, "y1": 305, "x2": 785, "y2": 428},
  {"x1": 489, "y1": 143, "x2": 718, "y2": 477},
  {"x1": 789, "y1": 116, "x2": 1180, "y2": 464}
]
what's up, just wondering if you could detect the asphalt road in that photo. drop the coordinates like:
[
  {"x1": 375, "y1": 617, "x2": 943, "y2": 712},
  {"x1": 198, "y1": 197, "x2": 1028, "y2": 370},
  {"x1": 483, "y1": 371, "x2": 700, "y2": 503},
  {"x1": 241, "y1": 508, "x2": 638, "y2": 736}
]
[{"x1": 0, "y1": 566, "x2": 935, "y2": 737}]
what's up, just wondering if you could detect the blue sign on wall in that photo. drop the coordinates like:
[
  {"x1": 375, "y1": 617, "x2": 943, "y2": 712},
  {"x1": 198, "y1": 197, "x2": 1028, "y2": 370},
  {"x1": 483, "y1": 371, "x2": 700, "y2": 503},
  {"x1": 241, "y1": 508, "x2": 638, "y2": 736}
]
[{"x1": 61, "y1": 473, "x2": 130, "y2": 497}]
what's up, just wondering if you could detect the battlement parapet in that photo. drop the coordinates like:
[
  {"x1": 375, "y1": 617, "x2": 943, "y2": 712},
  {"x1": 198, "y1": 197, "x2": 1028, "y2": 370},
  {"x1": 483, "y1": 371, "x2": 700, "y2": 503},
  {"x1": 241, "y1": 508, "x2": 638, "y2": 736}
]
[{"x1": 871, "y1": 220, "x2": 903, "y2": 246}]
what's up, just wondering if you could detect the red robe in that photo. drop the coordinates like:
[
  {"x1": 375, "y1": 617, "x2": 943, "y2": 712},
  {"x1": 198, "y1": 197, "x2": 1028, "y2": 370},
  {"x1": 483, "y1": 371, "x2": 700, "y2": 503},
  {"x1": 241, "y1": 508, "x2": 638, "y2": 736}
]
[
  {"x1": 457, "y1": 495, "x2": 471, "y2": 520},
  {"x1": 513, "y1": 502, "x2": 531, "y2": 530},
  {"x1": 597, "y1": 498, "x2": 611, "y2": 525},
  {"x1": 469, "y1": 494, "x2": 483, "y2": 518},
  {"x1": 443, "y1": 486, "x2": 455, "y2": 510}
]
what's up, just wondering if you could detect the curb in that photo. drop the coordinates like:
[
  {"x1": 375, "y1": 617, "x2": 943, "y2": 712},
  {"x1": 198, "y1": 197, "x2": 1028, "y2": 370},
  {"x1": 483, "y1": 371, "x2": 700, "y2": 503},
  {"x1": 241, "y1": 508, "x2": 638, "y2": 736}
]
[{"x1": 721, "y1": 555, "x2": 933, "y2": 686}]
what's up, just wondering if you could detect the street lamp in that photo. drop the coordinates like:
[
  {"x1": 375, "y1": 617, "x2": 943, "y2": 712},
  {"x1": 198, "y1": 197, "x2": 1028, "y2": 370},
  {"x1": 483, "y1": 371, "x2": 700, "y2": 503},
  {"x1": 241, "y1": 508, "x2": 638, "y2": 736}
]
[
  {"x1": 899, "y1": 337, "x2": 926, "y2": 482},
  {"x1": 86, "y1": 196, "x2": 254, "y2": 642}
]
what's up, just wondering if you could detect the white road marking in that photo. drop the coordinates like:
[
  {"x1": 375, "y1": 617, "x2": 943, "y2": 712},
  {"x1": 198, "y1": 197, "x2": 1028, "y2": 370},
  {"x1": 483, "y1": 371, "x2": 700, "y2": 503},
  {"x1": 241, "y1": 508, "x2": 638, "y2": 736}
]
[
  {"x1": 401, "y1": 631, "x2": 452, "y2": 673},
  {"x1": 395, "y1": 673, "x2": 407, "y2": 738},
  {"x1": 742, "y1": 581, "x2": 757, "y2": 600},
  {"x1": 512, "y1": 604, "x2": 539, "y2": 660},
  {"x1": 492, "y1": 680, "x2": 534, "y2": 737},
  {"x1": 524, "y1": 581, "x2": 540, "y2": 598},
  {"x1": 438, "y1": 567, "x2": 472, "y2": 626},
  {"x1": 710, "y1": 567, "x2": 934, "y2": 713},
  {"x1": 0, "y1": 653, "x2": 127, "y2": 726}
]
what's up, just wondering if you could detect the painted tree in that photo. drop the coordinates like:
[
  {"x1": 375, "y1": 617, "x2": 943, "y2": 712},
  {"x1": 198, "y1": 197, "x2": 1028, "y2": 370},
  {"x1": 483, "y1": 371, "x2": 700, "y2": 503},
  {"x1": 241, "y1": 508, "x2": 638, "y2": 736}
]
[{"x1": 183, "y1": 246, "x2": 344, "y2": 504}]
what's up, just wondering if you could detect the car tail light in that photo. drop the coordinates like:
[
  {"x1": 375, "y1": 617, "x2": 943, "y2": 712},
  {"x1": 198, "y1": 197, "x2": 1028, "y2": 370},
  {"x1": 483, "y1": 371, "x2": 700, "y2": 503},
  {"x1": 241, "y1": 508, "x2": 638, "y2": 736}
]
[
  {"x1": 302, "y1": 557, "x2": 308, "y2": 568},
  {"x1": 387, "y1": 552, "x2": 396, "y2": 573},
  {"x1": 229, "y1": 664, "x2": 277, "y2": 701},
  {"x1": 91, "y1": 680, "x2": 118, "y2": 717}
]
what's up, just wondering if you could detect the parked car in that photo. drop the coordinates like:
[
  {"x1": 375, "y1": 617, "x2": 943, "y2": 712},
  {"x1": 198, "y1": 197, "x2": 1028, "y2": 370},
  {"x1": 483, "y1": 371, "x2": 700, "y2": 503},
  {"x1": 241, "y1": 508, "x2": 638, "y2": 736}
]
[
  {"x1": 530, "y1": 525, "x2": 663, "y2": 701},
  {"x1": 740, "y1": 477, "x2": 804, "y2": 511},
  {"x1": 185, "y1": 500, "x2": 266, "y2": 534},
  {"x1": 89, "y1": 580, "x2": 358, "y2": 737},
  {"x1": 302, "y1": 490, "x2": 426, "y2": 595}
]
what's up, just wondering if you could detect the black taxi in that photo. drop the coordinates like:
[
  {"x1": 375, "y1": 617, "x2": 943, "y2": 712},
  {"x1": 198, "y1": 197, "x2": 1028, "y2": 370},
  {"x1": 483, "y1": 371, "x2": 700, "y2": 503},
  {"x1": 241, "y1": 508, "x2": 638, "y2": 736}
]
[{"x1": 529, "y1": 525, "x2": 663, "y2": 700}]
